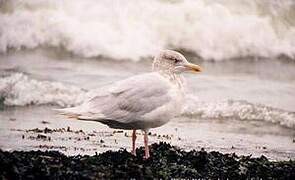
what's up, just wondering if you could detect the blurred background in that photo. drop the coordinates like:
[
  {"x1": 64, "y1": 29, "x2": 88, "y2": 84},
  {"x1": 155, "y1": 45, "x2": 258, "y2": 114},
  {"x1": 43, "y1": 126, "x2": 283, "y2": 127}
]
[{"x1": 0, "y1": 0, "x2": 294, "y2": 160}]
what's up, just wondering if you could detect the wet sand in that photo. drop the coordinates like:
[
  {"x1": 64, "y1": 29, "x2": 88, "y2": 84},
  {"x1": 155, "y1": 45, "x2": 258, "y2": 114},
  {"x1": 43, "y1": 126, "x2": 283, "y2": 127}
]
[{"x1": 0, "y1": 106, "x2": 294, "y2": 161}]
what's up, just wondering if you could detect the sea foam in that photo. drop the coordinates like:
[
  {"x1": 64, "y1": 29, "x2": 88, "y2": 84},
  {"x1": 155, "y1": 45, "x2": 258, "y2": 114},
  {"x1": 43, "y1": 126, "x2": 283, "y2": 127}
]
[
  {"x1": 0, "y1": 73, "x2": 86, "y2": 107},
  {"x1": 183, "y1": 95, "x2": 295, "y2": 129},
  {"x1": 1, "y1": 0, "x2": 295, "y2": 61}
]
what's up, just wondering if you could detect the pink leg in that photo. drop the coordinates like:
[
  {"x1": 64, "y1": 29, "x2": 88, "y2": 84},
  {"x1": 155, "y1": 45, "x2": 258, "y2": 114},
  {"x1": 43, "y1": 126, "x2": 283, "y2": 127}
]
[
  {"x1": 143, "y1": 130, "x2": 150, "y2": 159},
  {"x1": 131, "y1": 129, "x2": 136, "y2": 156}
]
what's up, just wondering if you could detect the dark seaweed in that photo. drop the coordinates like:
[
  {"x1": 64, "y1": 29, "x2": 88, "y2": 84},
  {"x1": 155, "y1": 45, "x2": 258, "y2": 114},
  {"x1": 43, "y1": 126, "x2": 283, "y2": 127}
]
[
  {"x1": 0, "y1": 142, "x2": 294, "y2": 179},
  {"x1": 0, "y1": 96, "x2": 5, "y2": 110}
]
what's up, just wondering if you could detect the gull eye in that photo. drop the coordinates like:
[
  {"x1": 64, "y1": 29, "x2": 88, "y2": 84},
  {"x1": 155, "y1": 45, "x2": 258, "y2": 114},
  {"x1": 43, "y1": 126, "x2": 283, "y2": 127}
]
[{"x1": 174, "y1": 58, "x2": 181, "y2": 63}]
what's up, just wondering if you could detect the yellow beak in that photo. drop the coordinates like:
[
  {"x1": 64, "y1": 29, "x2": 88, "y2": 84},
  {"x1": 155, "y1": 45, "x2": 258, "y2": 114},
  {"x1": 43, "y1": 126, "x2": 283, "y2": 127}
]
[{"x1": 184, "y1": 63, "x2": 202, "y2": 72}]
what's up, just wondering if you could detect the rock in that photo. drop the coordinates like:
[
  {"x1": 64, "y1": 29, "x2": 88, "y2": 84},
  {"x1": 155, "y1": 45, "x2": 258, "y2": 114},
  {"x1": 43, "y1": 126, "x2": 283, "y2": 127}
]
[
  {"x1": 41, "y1": 121, "x2": 50, "y2": 124},
  {"x1": 9, "y1": 118, "x2": 16, "y2": 121}
]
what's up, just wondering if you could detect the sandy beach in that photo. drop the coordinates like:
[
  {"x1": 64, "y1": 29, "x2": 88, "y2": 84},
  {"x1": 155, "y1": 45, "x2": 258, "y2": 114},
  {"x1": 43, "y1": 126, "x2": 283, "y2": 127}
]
[{"x1": 1, "y1": 104, "x2": 294, "y2": 161}]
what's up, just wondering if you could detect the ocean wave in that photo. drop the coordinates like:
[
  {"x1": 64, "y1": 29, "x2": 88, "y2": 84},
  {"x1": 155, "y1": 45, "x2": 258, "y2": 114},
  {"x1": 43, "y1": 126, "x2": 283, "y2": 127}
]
[
  {"x1": 1, "y1": 0, "x2": 295, "y2": 61},
  {"x1": 0, "y1": 73, "x2": 86, "y2": 107},
  {"x1": 183, "y1": 96, "x2": 295, "y2": 129},
  {"x1": 0, "y1": 73, "x2": 294, "y2": 129}
]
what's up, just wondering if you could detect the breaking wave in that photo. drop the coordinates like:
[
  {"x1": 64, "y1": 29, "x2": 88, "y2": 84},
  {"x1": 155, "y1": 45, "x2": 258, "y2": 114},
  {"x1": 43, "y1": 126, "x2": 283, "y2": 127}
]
[
  {"x1": 1, "y1": 0, "x2": 295, "y2": 61},
  {"x1": 0, "y1": 73, "x2": 294, "y2": 129},
  {"x1": 0, "y1": 73, "x2": 86, "y2": 107},
  {"x1": 183, "y1": 96, "x2": 295, "y2": 129}
]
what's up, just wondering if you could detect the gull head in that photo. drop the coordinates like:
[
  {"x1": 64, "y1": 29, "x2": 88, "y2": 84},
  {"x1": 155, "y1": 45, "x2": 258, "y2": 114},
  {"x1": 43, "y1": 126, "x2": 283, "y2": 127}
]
[{"x1": 152, "y1": 50, "x2": 202, "y2": 74}]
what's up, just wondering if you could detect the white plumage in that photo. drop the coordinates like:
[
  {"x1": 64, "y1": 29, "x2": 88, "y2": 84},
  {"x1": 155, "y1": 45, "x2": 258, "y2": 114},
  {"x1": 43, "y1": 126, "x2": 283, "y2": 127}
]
[
  {"x1": 56, "y1": 50, "x2": 201, "y2": 159},
  {"x1": 58, "y1": 72, "x2": 183, "y2": 129}
]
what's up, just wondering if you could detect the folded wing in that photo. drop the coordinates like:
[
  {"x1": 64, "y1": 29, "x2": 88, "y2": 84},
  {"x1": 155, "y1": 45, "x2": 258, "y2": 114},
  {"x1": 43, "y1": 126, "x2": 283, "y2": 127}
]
[{"x1": 56, "y1": 73, "x2": 172, "y2": 125}]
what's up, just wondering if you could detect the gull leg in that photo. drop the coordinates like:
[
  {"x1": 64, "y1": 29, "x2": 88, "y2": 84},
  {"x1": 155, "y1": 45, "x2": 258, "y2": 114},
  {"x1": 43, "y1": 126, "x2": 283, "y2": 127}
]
[
  {"x1": 143, "y1": 130, "x2": 150, "y2": 159},
  {"x1": 131, "y1": 129, "x2": 137, "y2": 156}
]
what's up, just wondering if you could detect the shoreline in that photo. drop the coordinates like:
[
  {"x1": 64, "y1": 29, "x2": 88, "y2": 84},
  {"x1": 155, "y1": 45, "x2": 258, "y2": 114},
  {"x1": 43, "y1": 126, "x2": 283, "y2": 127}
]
[
  {"x1": 1, "y1": 106, "x2": 294, "y2": 161},
  {"x1": 1, "y1": 142, "x2": 294, "y2": 179}
]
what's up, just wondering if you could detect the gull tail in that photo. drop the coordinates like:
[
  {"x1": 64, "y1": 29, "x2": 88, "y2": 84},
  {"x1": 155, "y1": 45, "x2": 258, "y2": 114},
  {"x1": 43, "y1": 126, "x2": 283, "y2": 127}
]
[
  {"x1": 53, "y1": 106, "x2": 106, "y2": 121},
  {"x1": 53, "y1": 107, "x2": 81, "y2": 119}
]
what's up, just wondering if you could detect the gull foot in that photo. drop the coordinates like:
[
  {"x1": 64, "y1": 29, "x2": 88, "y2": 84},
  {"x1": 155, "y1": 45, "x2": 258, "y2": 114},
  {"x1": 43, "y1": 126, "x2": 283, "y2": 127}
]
[
  {"x1": 131, "y1": 150, "x2": 136, "y2": 156},
  {"x1": 143, "y1": 154, "x2": 150, "y2": 160}
]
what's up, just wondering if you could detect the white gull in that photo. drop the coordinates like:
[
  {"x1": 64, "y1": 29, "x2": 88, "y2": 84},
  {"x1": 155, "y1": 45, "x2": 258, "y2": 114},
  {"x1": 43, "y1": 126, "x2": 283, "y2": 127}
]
[{"x1": 56, "y1": 50, "x2": 201, "y2": 159}]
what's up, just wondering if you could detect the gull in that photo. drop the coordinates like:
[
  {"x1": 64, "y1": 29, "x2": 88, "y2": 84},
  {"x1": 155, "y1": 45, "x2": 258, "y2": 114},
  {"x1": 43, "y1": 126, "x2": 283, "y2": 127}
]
[{"x1": 56, "y1": 50, "x2": 201, "y2": 159}]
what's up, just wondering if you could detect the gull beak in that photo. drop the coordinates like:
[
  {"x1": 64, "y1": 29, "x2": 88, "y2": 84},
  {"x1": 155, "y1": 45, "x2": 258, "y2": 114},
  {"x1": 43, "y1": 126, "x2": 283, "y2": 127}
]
[{"x1": 184, "y1": 63, "x2": 202, "y2": 73}]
